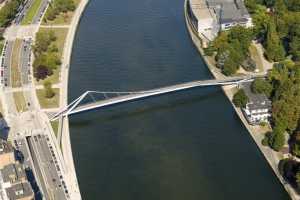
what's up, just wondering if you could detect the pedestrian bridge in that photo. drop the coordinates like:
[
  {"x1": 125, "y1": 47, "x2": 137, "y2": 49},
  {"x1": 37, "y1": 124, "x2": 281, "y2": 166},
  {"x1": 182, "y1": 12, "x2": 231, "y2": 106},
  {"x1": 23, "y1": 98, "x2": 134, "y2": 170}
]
[{"x1": 50, "y1": 75, "x2": 261, "y2": 121}]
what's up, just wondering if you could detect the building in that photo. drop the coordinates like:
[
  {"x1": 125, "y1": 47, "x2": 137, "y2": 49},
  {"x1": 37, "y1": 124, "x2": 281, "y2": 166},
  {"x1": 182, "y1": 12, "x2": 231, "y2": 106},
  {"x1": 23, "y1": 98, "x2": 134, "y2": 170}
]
[
  {"x1": 242, "y1": 82, "x2": 272, "y2": 125},
  {"x1": 0, "y1": 163, "x2": 34, "y2": 200},
  {"x1": 1, "y1": 164, "x2": 27, "y2": 188},
  {"x1": 187, "y1": 0, "x2": 219, "y2": 41},
  {"x1": 207, "y1": 0, "x2": 252, "y2": 30},
  {"x1": 0, "y1": 140, "x2": 15, "y2": 169},
  {"x1": 186, "y1": 0, "x2": 252, "y2": 42},
  {"x1": 5, "y1": 182, "x2": 34, "y2": 200}
]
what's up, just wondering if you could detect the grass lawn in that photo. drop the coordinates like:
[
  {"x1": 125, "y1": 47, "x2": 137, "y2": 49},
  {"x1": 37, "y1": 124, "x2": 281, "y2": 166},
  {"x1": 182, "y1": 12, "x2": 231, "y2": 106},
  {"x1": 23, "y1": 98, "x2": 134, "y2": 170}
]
[
  {"x1": 249, "y1": 44, "x2": 264, "y2": 72},
  {"x1": 21, "y1": 0, "x2": 43, "y2": 25},
  {"x1": 50, "y1": 120, "x2": 59, "y2": 137},
  {"x1": 13, "y1": 92, "x2": 28, "y2": 112},
  {"x1": 42, "y1": 0, "x2": 81, "y2": 25},
  {"x1": 0, "y1": 40, "x2": 4, "y2": 55},
  {"x1": 11, "y1": 39, "x2": 22, "y2": 88},
  {"x1": 36, "y1": 88, "x2": 60, "y2": 108},
  {"x1": 35, "y1": 28, "x2": 68, "y2": 85}
]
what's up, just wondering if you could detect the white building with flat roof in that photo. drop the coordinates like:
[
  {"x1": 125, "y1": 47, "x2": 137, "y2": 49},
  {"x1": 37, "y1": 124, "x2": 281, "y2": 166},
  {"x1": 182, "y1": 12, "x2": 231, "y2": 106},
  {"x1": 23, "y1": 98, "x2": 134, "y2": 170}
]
[
  {"x1": 187, "y1": 0, "x2": 219, "y2": 42},
  {"x1": 187, "y1": 0, "x2": 252, "y2": 42}
]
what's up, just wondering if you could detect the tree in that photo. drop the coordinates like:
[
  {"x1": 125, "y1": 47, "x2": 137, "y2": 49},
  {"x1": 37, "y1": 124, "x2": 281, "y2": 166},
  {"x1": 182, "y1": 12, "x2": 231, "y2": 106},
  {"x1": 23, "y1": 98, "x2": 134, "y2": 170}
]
[
  {"x1": 228, "y1": 26, "x2": 253, "y2": 57},
  {"x1": 222, "y1": 57, "x2": 238, "y2": 75},
  {"x1": 34, "y1": 31, "x2": 57, "y2": 55},
  {"x1": 291, "y1": 132, "x2": 300, "y2": 157},
  {"x1": 264, "y1": 20, "x2": 285, "y2": 61},
  {"x1": 285, "y1": 0, "x2": 300, "y2": 11},
  {"x1": 44, "y1": 81, "x2": 55, "y2": 98},
  {"x1": 45, "y1": 0, "x2": 75, "y2": 21},
  {"x1": 251, "y1": 78, "x2": 273, "y2": 97},
  {"x1": 233, "y1": 89, "x2": 248, "y2": 108},
  {"x1": 264, "y1": 0, "x2": 275, "y2": 7},
  {"x1": 290, "y1": 36, "x2": 300, "y2": 61},
  {"x1": 268, "y1": 126, "x2": 285, "y2": 151},
  {"x1": 34, "y1": 65, "x2": 52, "y2": 81},
  {"x1": 0, "y1": 0, "x2": 23, "y2": 27}
]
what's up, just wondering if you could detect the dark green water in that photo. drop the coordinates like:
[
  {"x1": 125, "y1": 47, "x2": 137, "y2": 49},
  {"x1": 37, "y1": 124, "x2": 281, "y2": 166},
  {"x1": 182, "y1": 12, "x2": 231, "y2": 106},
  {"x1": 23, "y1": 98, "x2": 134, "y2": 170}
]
[{"x1": 68, "y1": 0, "x2": 291, "y2": 199}]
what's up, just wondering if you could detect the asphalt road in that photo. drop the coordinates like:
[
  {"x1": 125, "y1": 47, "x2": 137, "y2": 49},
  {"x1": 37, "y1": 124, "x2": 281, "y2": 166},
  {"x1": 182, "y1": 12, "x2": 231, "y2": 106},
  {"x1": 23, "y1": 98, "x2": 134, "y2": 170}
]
[
  {"x1": 20, "y1": 39, "x2": 32, "y2": 85},
  {"x1": 32, "y1": 0, "x2": 49, "y2": 24},
  {"x1": 29, "y1": 134, "x2": 68, "y2": 200},
  {"x1": 25, "y1": 136, "x2": 50, "y2": 200},
  {"x1": 14, "y1": 138, "x2": 49, "y2": 199},
  {"x1": 14, "y1": 0, "x2": 35, "y2": 25},
  {"x1": 1, "y1": 41, "x2": 13, "y2": 87}
]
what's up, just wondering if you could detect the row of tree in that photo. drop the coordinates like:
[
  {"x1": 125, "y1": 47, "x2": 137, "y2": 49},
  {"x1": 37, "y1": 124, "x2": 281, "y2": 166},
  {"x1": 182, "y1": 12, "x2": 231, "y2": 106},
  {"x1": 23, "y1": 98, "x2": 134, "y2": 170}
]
[
  {"x1": 0, "y1": 0, "x2": 23, "y2": 27},
  {"x1": 44, "y1": 0, "x2": 75, "y2": 21},
  {"x1": 33, "y1": 30, "x2": 61, "y2": 81}
]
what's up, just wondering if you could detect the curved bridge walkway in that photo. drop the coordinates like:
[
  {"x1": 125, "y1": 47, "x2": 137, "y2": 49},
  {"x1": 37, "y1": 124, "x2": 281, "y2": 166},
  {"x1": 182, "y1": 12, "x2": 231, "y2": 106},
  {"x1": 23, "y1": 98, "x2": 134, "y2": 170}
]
[{"x1": 50, "y1": 75, "x2": 262, "y2": 121}]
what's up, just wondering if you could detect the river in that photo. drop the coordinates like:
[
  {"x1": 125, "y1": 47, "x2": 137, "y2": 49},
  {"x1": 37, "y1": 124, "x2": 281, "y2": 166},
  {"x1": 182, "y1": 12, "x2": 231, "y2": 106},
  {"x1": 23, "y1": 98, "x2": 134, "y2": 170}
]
[{"x1": 68, "y1": 0, "x2": 291, "y2": 199}]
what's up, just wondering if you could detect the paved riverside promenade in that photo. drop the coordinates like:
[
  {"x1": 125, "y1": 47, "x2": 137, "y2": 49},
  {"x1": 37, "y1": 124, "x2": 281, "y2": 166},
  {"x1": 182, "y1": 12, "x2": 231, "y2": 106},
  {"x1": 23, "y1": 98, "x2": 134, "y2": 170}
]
[
  {"x1": 184, "y1": 0, "x2": 300, "y2": 199},
  {"x1": 58, "y1": 0, "x2": 90, "y2": 199}
]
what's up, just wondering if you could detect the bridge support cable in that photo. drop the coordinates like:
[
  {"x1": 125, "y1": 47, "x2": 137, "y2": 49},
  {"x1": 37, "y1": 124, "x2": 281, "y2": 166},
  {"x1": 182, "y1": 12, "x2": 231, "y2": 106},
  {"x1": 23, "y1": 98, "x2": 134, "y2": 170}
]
[
  {"x1": 88, "y1": 93, "x2": 97, "y2": 102},
  {"x1": 50, "y1": 91, "x2": 89, "y2": 121},
  {"x1": 103, "y1": 93, "x2": 108, "y2": 99}
]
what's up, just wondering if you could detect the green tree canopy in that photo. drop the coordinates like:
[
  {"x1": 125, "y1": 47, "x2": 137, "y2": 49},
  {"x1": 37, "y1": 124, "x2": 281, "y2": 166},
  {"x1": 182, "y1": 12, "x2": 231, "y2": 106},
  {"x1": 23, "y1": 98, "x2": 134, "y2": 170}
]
[
  {"x1": 264, "y1": 20, "x2": 285, "y2": 61},
  {"x1": 233, "y1": 89, "x2": 249, "y2": 108},
  {"x1": 251, "y1": 78, "x2": 273, "y2": 97}
]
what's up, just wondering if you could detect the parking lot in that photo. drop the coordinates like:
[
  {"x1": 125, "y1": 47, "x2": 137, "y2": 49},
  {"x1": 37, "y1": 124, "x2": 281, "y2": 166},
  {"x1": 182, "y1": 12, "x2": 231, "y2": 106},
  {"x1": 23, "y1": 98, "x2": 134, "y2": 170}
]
[
  {"x1": 1, "y1": 41, "x2": 13, "y2": 87},
  {"x1": 20, "y1": 38, "x2": 32, "y2": 85}
]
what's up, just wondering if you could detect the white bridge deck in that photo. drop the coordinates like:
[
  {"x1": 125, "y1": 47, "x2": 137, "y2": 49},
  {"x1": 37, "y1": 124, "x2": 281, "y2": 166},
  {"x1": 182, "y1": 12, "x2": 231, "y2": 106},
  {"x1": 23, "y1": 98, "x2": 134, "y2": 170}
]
[{"x1": 51, "y1": 75, "x2": 263, "y2": 120}]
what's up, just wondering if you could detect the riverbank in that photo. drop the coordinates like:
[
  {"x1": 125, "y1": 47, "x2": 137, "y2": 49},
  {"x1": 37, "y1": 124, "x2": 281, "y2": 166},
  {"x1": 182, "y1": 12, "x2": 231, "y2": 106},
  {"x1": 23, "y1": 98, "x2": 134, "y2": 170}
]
[
  {"x1": 183, "y1": 0, "x2": 298, "y2": 199},
  {"x1": 56, "y1": 0, "x2": 90, "y2": 199}
]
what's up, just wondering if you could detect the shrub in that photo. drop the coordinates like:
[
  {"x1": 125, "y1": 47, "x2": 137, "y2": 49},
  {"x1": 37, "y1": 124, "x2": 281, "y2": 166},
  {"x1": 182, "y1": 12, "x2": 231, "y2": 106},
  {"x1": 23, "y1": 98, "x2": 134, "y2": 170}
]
[
  {"x1": 233, "y1": 89, "x2": 249, "y2": 108},
  {"x1": 44, "y1": 81, "x2": 55, "y2": 98}
]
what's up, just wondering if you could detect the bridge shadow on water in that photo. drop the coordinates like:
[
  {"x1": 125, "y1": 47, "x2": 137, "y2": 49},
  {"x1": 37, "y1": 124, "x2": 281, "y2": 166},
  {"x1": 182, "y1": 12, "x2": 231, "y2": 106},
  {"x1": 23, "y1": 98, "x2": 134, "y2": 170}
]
[{"x1": 69, "y1": 87, "x2": 223, "y2": 127}]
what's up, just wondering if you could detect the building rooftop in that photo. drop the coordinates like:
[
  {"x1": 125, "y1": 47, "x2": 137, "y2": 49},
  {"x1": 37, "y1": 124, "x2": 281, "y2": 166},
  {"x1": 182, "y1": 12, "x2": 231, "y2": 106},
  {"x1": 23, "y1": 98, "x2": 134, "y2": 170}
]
[
  {"x1": 0, "y1": 140, "x2": 13, "y2": 156},
  {"x1": 242, "y1": 82, "x2": 272, "y2": 111},
  {"x1": 1, "y1": 164, "x2": 26, "y2": 184},
  {"x1": 189, "y1": 0, "x2": 214, "y2": 20},
  {"x1": 5, "y1": 182, "x2": 33, "y2": 200},
  {"x1": 206, "y1": 0, "x2": 250, "y2": 24}
]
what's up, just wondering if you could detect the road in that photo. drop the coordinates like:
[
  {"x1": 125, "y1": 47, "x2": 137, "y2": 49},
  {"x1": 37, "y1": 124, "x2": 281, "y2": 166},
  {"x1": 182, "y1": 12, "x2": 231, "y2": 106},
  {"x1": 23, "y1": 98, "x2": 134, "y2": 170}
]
[
  {"x1": 14, "y1": 137, "x2": 48, "y2": 200},
  {"x1": 20, "y1": 39, "x2": 32, "y2": 85},
  {"x1": 14, "y1": 0, "x2": 35, "y2": 25},
  {"x1": 0, "y1": 0, "x2": 83, "y2": 199},
  {"x1": 1, "y1": 41, "x2": 13, "y2": 87},
  {"x1": 28, "y1": 134, "x2": 68, "y2": 200},
  {"x1": 32, "y1": 0, "x2": 49, "y2": 24}
]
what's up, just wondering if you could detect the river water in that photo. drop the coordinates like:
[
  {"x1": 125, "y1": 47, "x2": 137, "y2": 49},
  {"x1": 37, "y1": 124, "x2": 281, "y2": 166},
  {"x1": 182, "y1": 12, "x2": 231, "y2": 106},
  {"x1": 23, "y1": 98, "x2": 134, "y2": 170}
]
[{"x1": 68, "y1": 0, "x2": 291, "y2": 199}]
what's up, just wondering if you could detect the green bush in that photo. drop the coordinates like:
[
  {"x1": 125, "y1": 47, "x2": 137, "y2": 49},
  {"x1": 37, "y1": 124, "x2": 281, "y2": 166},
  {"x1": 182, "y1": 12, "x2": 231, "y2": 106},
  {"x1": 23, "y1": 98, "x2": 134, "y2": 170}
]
[
  {"x1": 45, "y1": 0, "x2": 75, "y2": 21},
  {"x1": 251, "y1": 78, "x2": 273, "y2": 97},
  {"x1": 44, "y1": 81, "x2": 55, "y2": 98},
  {"x1": 233, "y1": 89, "x2": 249, "y2": 108},
  {"x1": 0, "y1": 0, "x2": 23, "y2": 27}
]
